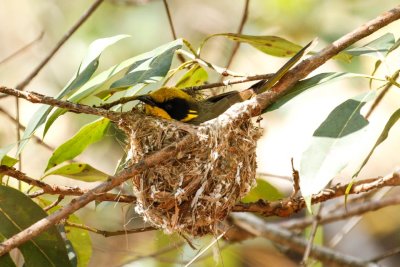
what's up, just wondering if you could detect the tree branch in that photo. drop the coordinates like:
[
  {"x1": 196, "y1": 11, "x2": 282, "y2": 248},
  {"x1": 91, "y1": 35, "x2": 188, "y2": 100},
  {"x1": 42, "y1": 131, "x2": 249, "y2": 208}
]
[
  {"x1": 0, "y1": 4, "x2": 399, "y2": 258},
  {"x1": 232, "y1": 213, "x2": 378, "y2": 267},
  {"x1": 15, "y1": 0, "x2": 105, "y2": 91},
  {"x1": 0, "y1": 166, "x2": 135, "y2": 203},
  {"x1": 0, "y1": 134, "x2": 195, "y2": 256},
  {"x1": 232, "y1": 172, "x2": 400, "y2": 216},
  {"x1": 0, "y1": 86, "x2": 121, "y2": 121}
]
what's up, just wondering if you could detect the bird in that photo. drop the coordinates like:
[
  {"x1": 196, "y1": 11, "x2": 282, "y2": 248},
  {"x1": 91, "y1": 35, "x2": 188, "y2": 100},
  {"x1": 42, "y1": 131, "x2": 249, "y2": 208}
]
[
  {"x1": 136, "y1": 86, "x2": 255, "y2": 124},
  {"x1": 136, "y1": 39, "x2": 316, "y2": 124}
]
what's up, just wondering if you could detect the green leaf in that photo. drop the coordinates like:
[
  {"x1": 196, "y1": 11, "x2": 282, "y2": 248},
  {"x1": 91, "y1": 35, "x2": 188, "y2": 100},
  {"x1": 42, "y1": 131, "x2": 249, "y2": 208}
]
[
  {"x1": 354, "y1": 107, "x2": 400, "y2": 177},
  {"x1": 1, "y1": 156, "x2": 18, "y2": 168},
  {"x1": 45, "y1": 118, "x2": 110, "y2": 171},
  {"x1": 0, "y1": 185, "x2": 71, "y2": 267},
  {"x1": 20, "y1": 35, "x2": 129, "y2": 150},
  {"x1": 44, "y1": 163, "x2": 109, "y2": 182},
  {"x1": 175, "y1": 64, "x2": 208, "y2": 88},
  {"x1": 97, "y1": 39, "x2": 183, "y2": 98},
  {"x1": 241, "y1": 179, "x2": 283, "y2": 203},
  {"x1": 0, "y1": 238, "x2": 17, "y2": 267},
  {"x1": 346, "y1": 33, "x2": 395, "y2": 58},
  {"x1": 264, "y1": 72, "x2": 376, "y2": 113},
  {"x1": 206, "y1": 34, "x2": 303, "y2": 57},
  {"x1": 300, "y1": 91, "x2": 376, "y2": 198},
  {"x1": 65, "y1": 215, "x2": 92, "y2": 267},
  {"x1": 44, "y1": 39, "x2": 183, "y2": 132}
]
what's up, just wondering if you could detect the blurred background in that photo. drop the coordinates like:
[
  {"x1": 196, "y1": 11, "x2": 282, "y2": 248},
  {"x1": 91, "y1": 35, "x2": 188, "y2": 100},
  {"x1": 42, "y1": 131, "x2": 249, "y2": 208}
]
[{"x1": 1, "y1": 0, "x2": 400, "y2": 266}]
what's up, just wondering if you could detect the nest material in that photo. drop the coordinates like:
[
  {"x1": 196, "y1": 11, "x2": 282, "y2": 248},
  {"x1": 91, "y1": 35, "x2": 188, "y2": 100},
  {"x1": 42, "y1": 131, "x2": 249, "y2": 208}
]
[{"x1": 118, "y1": 111, "x2": 262, "y2": 236}]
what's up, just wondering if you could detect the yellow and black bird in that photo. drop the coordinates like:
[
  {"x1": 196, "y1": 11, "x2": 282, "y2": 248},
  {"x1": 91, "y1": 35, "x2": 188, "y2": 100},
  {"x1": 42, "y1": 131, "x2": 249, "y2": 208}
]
[
  {"x1": 136, "y1": 40, "x2": 316, "y2": 124},
  {"x1": 136, "y1": 86, "x2": 255, "y2": 125}
]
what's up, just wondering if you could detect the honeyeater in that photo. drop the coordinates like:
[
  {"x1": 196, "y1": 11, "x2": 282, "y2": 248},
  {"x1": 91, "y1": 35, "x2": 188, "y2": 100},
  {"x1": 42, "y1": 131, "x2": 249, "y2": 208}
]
[
  {"x1": 136, "y1": 86, "x2": 257, "y2": 125},
  {"x1": 136, "y1": 40, "x2": 316, "y2": 124}
]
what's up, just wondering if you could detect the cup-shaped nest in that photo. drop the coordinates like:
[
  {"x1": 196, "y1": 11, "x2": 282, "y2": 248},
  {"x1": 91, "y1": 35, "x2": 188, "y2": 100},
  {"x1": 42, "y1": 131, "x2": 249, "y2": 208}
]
[{"x1": 118, "y1": 111, "x2": 261, "y2": 236}]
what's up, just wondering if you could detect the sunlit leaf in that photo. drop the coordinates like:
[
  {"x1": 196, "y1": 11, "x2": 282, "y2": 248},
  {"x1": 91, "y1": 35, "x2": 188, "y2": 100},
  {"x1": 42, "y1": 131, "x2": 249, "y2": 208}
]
[
  {"x1": 300, "y1": 91, "x2": 376, "y2": 199},
  {"x1": 206, "y1": 34, "x2": 303, "y2": 57},
  {"x1": 241, "y1": 179, "x2": 283, "y2": 203},
  {"x1": 97, "y1": 39, "x2": 183, "y2": 98},
  {"x1": 44, "y1": 163, "x2": 109, "y2": 182},
  {"x1": 346, "y1": 33, "x2": 395, "y2": 58},
  {"x1": 354, "y1": 107, "x2": 400, "y2": 177},
  {"x1": 20, "y1": 35, "x2": 129, "y2": 150},
  {"x1": 175, "y1": 64, "x2": 208, "y2": 88},
  {"x1": 45, "y1": 118, "x2": 110, "y2": 171},
  {"x1": 44, "y1": 39, "x2": 183, "y2": 132},
  {"x1": 0, "y1": 185, "x2": 71, "y2": 267},
  {"x1": 264, "y1": 72, "x2": 376, "y2": 113}
]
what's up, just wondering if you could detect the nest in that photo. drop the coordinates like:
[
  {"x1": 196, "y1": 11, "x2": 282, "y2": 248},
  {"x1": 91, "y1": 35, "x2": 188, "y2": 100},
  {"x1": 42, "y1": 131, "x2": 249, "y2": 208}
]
[{"x1": 118, "y1": 109, "x2": 262, "y2": 236}]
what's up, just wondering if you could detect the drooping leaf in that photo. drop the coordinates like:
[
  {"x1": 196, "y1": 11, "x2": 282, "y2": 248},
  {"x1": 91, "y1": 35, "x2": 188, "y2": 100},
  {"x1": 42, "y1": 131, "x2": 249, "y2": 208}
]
[
  {"x1": 39, "y1": 199, "x2": 92, "y2": 267},
  {"x1": 20, "y1": 35, "x2": 129, "y2": 149},
  {"x1": 44, "y1": 39, "x2": 183, "y2": 132},
  {"x1": 206, "y1": 34, "x2": 303, "y2": 57},
  {"x1": 0, "y1": 185, "x2": 71, "y2": 267},
  {"x1": 241, "y1": 179, "x2": 283, "y2": 203},
  {"x1": 45, "y1": 118, "x2": 110, "y2": 171},
  {"x1": 264, "y1": 72, "x2": 377, "y2": 113},
  {"x1": 346, "y1": 33, "x2": 395, "y2": 58},
  {"x1": 44, "y1": 163, "x2": 109, "y2": 182},
  {"x1": 354, "y1": 107, "x2": 400, "y2": 177},
  {"x1": 97, "y1": 39, "x2": 183, "y2": 98},
  {"x1": 175, "y1": 64, "x2": 208, "y2": 88},
  {"x1": 300, "y1": 91, "x2": 376, "y2": 199},
  {"x1": 65, "y1": 215, "x2": 92, "y2": 267},
  {"x1": 0, "y1": 238, "x2": 17, "y2": 267}
]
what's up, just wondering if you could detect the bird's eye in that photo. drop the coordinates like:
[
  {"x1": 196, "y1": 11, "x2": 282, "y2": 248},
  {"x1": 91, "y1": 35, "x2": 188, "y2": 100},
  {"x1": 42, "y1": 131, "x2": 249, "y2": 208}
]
[{"x1": 164, "y1": 103, "x2": 173, "y2": 110}]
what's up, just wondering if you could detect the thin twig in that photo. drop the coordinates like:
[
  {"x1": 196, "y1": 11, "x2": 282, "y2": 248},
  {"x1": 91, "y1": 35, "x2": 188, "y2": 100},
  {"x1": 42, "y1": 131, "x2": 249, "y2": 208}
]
[
  {"x1": 365, "y1": 70, "x2": 400, "y2": 119},
  {"x1": 0, "y1": 31, "x2": 44, "y2": 65},
  {"x1": 301, "y1": 204, "x2": 323, "y2": 265},
  {"x1": 0, "y1": 107, "x2": 55, "y2": 151},
  {"x1": 183, "y1": 73, "x2": 274, "y2": 92},
  {"x1": 15, "y1": 0, "x2": 105, "y2": 91},
  {"x1": 369, "y1": 246, "x2": 400, "y2": 263},
  {"x1": 0, "y1": 166, "x2": 135, "y2": 203},
  {"x1": 223, "y1": 0, "x2": 250, "y2": 72},
  {"x1": 178, "y1": 49, "x2": 246, "y2": 77},
  {"x1": 64, "y1": 221, "x2": 155, "y2": 237},
  {"x1": 162, "y1": 0, "x2": 185, "y2": 63},
  {"x1": 232, "y1": 213, "x2": 378, "y2": 267},
  {"x1": 0, "y1": 86, "x2": 121, "y2": 121},
  {"x1": 279, "y1": 188, "x2": 398, "y2": 230},
  {"x1": 43, "y1": 195, "x2": 65, "y2": 211},
  {"x1": 290, "y1": 158, "x2": 300, "y2": 197}
]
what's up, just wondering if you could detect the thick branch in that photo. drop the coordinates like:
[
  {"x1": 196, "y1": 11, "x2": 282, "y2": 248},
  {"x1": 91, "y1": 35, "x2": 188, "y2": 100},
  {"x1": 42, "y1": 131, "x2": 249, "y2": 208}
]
[
  {"x1": 254, "y1": 5, "x2": 400, "y2": 112},
  {"x1": 232, "y1": 172, "x2": 400, "y2": 216},
  {"x1": 0, "y1": 134, "x2": 195, "y2": 256}
]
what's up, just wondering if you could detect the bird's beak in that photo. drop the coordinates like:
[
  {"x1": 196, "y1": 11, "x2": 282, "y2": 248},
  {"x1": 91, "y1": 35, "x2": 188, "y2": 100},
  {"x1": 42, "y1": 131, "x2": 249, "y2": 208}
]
[{"x1": 137, "y1": 95, "x2": 156, "y2": 106}]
